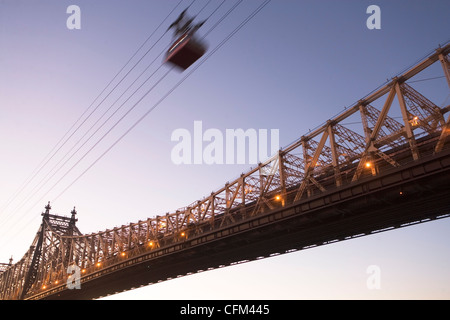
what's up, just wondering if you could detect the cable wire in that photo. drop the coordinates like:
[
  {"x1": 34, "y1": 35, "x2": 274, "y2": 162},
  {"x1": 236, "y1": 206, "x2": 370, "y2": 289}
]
[
  {"x1": 0, "y1": 0, "x2": 185, "y2": 218},
  {"x1": 0, "y1": 0, "x2": 191, "y2": 243},
  {"x1": 0, "y1": 0, "x2": 272, "y2": 249},
  {"x1": 0, "y1": 1, "x2": 210, "y2": 230},
  {"x1": 53, "y1": 0, "x2": 272, "y2": 203}
]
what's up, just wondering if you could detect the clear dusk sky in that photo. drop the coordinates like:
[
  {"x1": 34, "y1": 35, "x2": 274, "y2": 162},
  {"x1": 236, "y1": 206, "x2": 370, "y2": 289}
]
[{"x1": 1, "y1": 0, "x2": 450, "y2": 300}]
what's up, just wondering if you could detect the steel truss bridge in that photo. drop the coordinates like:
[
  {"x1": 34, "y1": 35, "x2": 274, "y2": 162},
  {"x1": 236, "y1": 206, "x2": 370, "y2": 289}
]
[{"x1": 1, "y1": 44, "x2": 450, "y2": 300}]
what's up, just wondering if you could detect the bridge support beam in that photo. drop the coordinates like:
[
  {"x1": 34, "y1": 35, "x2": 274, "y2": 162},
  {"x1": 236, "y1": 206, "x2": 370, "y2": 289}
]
[
  {"x1": 396, "y1": 82, "x2": 420, "y2": 160},
  {"x1": 435, "y1": 113, "x2": 450, "y2": 153},
  {"x1": 438, "y1": 51, "x2": 450, "y2": 90}
]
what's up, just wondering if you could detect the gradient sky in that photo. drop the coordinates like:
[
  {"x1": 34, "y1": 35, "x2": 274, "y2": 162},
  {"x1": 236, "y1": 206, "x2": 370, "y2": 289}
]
[{"x1": 1, "y1": 0, "x2": 450, "y2": 300}]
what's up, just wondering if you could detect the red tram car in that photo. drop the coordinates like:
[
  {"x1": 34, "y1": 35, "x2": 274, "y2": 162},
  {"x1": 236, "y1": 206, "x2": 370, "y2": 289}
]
[{"x1": 165, "y1": 32, "x2": 207, "y2": 71}]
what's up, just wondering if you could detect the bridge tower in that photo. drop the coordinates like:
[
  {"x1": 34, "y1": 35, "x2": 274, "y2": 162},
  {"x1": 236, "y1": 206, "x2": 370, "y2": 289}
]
[
  {"x1": 0, "y1": 203, "x2": 81, "y2": 300},
  {"x1": 18, "y1": 202, "x2": 80, "y2": 299}
]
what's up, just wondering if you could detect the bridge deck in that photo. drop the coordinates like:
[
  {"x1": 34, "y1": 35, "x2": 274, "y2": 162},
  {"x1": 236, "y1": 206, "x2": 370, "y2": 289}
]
[{"x1": 31, "y1": 146, "x2": 450, "y2": 300}]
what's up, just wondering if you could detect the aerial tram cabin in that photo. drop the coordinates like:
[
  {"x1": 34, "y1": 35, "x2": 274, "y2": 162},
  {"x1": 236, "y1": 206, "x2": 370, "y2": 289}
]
[
  {"x1": 164, "y1": 9, "x2": 207, "y2": 71},
  {"x1": 165, "y1": 32, "x2": 206, "y2": 71}
]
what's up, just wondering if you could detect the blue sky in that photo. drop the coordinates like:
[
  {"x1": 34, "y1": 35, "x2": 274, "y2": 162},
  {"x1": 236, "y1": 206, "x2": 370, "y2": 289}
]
[{"x1": 0, "y1": 0, "x2": 449, "y2": 299}]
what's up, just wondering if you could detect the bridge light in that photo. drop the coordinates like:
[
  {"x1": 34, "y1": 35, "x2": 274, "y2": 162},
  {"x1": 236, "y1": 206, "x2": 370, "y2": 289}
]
[
  {"x1": 121, "y1": 252, "x2": 126, "y2": 257},
  {"x1": 148, "y1": 241, "x2": 154, "y2": 247},
  {"x1": 275, "y1": 195, "x2": 281, "y2": 201},
  {"x1": 55, "y1": 280, "x2": 59, "y2": 285},
  {"x1": 181, "y1": 232, "x2": 186, "y2": 237},
  {"x1": 42, "y1": 285, "x2": 47, "y2": 290},
  {"x1": 365, "y1": 161, "x2": 372, "y2": 168},
  {"x1": 410, "y1": 116, "x2": 419, "y2": 126},
  {"x1": 96, "y1": 262, "x2": 101, "y2": 267},
  {"x1": 81, "y1": 268, "x2": 86, "y2": 274}
]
